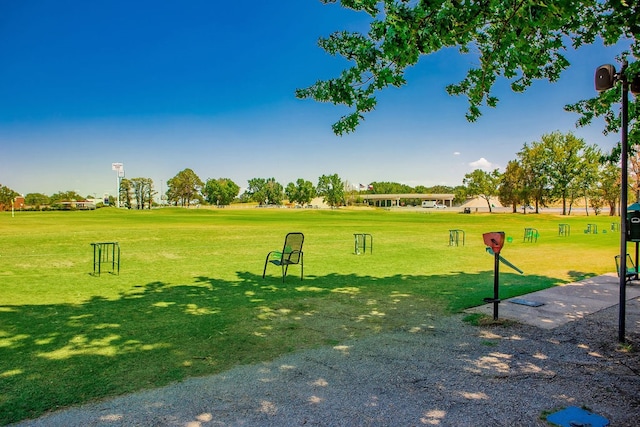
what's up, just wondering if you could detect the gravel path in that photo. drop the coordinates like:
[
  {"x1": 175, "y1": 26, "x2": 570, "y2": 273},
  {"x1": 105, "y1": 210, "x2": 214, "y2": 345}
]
[{"x1": 13, "y1": 298, "x2": 640, "y2": 427}]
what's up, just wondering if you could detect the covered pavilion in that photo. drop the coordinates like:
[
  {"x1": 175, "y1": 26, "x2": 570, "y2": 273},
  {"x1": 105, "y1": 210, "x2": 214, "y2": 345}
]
[{"x1": 360, "y1": 193, "x2": 455, "y2": 208}]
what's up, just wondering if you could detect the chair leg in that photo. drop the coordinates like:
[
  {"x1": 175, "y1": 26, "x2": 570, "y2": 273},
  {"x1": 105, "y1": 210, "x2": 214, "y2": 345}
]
[
  {"x1": 262, "y1": 256, "x2": 270, "y2": 279},
  {"x1": 300, "y1": 254, "x2": 303, "y2": 280}
]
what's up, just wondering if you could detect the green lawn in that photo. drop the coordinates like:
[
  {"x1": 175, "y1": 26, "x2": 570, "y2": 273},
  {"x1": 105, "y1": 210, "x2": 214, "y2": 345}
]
[{"x1": 0, "y1": 207, "x2": 621, "y2": 424}]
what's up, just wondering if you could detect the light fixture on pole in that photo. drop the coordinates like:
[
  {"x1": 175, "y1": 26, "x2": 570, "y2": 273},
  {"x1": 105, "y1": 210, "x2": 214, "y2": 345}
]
[
  {"x1": 111, "y1": 163, "x2": 124, "y2": 208},
  {"x1": 595, "y1": 61, "x2": 639, "y2": 342}
]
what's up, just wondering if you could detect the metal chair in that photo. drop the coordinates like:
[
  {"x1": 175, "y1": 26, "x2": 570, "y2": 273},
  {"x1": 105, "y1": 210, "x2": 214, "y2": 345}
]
[
  {"x1": 263, "y1": 232, "x2": 304, "y2": 282},
  {"x1": 615, "y1": 254, "x2": 638, "y2": 282}
]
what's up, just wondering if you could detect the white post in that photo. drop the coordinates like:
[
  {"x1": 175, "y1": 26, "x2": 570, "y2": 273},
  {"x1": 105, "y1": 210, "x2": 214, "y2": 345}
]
[
  {"x1": 111, "y1": 163, "x2": 124, "y2": 208},
  {"x1": 116, "y1": 172, "x2": 120, "y2": 208}
]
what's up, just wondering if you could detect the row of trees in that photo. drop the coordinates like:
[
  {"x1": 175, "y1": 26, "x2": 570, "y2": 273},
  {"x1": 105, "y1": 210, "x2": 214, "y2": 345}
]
[
  {"x1": 163, "y1": 169, "x2": 467, "y2": 209},
  {"x1": 1, "y1": 130, "x2": 632, "y2": 215},
  {"x1": 462, "y1": 131, "x2": 624, "y2": 215},
  {"x1": 164, "y1": 169, "x2": 349, "y2": 208},
  {"x1": 1, "y1": 170, "x2": 460, "y2": 211},
  {"x1": 120, "y1": 178, "x2": 155, "y2": 209},
  {"x1": 0, "y1": 189, "x2": 99, "y2": 210}
]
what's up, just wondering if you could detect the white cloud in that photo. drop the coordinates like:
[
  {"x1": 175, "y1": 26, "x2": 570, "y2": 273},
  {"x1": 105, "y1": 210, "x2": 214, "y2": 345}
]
[
  {"x1": 469, "y1": 157, "x2": 498, "y2": 171},
  {"x1": 453, "y1": 151, "x2": 460, "y2": 156}
]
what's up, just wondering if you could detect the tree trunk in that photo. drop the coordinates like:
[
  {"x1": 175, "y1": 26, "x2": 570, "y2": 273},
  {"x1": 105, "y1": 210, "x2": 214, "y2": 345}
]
[{"x1": 584, "y1": 195, "x2": 589, "y2": 216}]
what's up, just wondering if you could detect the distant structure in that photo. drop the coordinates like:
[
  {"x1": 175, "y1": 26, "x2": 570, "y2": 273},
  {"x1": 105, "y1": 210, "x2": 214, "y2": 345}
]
[{"x1": 360, "y1": 193, "x2": 454, "y2": 208}]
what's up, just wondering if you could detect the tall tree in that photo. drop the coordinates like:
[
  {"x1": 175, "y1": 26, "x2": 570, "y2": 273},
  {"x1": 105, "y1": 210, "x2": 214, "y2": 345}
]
[
  {"x1": 245, "y1": 178, "x2": 268, "y2": 205},
  {"x1": 317, "y1": 173, "x2": 345, "y2": 208},
  {"x1": 24, "y1": 193, "x2": 50, "y2": 209},
  {"x1": 297, "y1": 1, "x2": 638, "y2": 135},
  {"x1": 599, "y1": 162, "x2": 622, "y2": 216},
  {"x1": 285, "y1": 179, "x2": 316, "y2": 206},
  {"x1": 166, "y1": 168, "x2": 203, "y2": 207},
  {"x1": 574, "y1": 145, "x2": 602, "y2": 216},
  {"x1": 264, "y1": 178, "x2": 284, "y2": 206},
  {"x1": 498, "y1": 160, "x2": 525, "y2": 213},
  {"x1": 0, "y1": 184, "x2": 19, "y2": 211},
  {"x1": 518, "y1": 141, "x2": 550, "y2": 212},
  {"x1": 245, "y1": 178, "x2": 283, "y2": 205},
  {"x1": 119, "y1": 178, "x2": 133, "y2": 209},
  {"x1": 463, "y1": 169, "x2": 501, "y2": 212},
  {"x1": 130, "y1": 177, "x2": 154, "y2": 210},
  {"x1": 541, "y1": 132, "x2": 588, "y2": 215},
  {"x1": 203, "y1": 178, "x2": 240, "y2": 206},
  {"x1": 629, "y1": 151, "x2": 640, "y2": 203}
]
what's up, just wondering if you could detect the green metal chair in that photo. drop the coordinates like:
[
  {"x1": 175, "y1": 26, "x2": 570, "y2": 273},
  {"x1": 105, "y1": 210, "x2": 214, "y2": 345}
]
[
  {"x1": 615, "y1": 254, "x2": 638, "y2": 282},
  {"x1": 263, "y1": 232, "x2": 304, "y2": 282}
]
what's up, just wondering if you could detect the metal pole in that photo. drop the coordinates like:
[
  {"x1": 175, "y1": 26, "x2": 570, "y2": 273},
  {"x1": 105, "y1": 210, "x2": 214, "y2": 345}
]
[
  {"x1": 625, "y1": 241, "x2": 640, "y2": 280},
  {"x1": 619, "y1": 67, "x2": 629, "y2": 343},
  {"x1": 116, "y1": 171, "x2": 120, "y2": 208},
  {"x1": 493, "y1": 252, "x2": 500, "y2": 320}
]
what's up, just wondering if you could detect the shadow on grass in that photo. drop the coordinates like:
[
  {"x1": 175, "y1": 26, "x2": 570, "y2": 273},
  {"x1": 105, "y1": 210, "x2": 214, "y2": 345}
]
[{"x1": 0, "y1": 269, "x2": 590, "y2": 425}]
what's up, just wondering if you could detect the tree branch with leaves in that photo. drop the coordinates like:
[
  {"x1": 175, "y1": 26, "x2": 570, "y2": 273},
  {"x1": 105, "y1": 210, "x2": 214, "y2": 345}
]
[{"x1": 297, "y1": 0, "x2": 637, "y2": 136}]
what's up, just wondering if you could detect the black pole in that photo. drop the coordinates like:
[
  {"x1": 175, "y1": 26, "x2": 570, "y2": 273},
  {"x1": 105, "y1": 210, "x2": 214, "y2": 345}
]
[
  {"x1": 635, "y1": 241, "x2": 640, "y2": 280},
  {"x1": 619, "y1": 65, "x2": 629, "y2": 343},
  {"x1": 493, "y1": 252, "x2": 500, "y2": 320}
]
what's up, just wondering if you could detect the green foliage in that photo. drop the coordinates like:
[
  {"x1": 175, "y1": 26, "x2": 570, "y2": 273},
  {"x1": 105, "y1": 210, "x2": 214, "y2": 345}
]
[
  {"x1": 317, "y1": 173, "x2": 345, "y2": 207},
  {"x1": 24, "y1": 193, "x2": 50, "y2": 208},
  {"x1": 0, "y1": 208, "x2": 621, "y2": 423},
  {"x1": 119, "y1": 177, "x2": 133, "y2": 208},
  {"x1": 298, "y1": 0, "x2": 638, "y2": 135},
  {"x1": 129, "y1": 177, "x2": 155, "y2": 210},
  {"x1": 566, "y1": 61, "x2": 640, "y2": 160},
  {"x1": 203, "y1": 178, "x2": 240, "y2": 206},
  {"x1": 368, "y1": 181, "x2": 413, "y2": 194},
  {"x1": 542, "y1": 132, "x2": 597, "y2": 215},
  {"x1": 599, "y1": 162, "x2": 622, "y2": 215},
  {"x1": 463, "y1": 168, "x2": 501, "y2": 212},
  {"x1": 245, "y1": 177, "x2": 284, "y2": 205},
  {"x1": 516, "y1": 131, "x2": 602, "y2": 215},
  {"x1": 499, "y1": 160, "x2": 525, "y2": 212},
  {"x1": 166, "y1": 168, "x2": 204, "y2": 207},
  {"x1": 0, "y1": 184, "x2": 20, "y2": 210},
  {"x1": 285, "y1": 178, "x2": 316, "y2": 206},
  {"x1": 49, "y1": 190, "x2": 85, "y2": 204}
]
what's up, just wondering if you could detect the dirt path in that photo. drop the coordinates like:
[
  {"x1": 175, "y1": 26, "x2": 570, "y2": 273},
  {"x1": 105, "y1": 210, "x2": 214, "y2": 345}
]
[{"x1": 13, "y1": 296, "x2": 640, "y2": 426}]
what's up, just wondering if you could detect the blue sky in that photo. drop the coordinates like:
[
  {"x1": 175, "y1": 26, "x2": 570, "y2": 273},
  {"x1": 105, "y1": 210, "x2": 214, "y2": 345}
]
[{"x1": 0, "y1": 1, "x2": 629, "y2": 198}]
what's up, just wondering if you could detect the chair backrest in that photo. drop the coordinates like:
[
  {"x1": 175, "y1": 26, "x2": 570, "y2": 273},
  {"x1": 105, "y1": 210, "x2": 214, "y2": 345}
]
[
  {"x1": 615, "y1": 254, "x2": 636, "y2": 276},
  {"x1": 282, "y1": 232, "x2": 304, "y2": 264}
]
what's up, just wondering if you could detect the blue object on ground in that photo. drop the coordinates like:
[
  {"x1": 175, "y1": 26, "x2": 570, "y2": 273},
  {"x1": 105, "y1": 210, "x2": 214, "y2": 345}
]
[
  {"x1": 546, "y1": 406, "x2": 609, "y2": 427},
  {"x1": 509, "y1": 298, "x2": 544, "y2": 307}
]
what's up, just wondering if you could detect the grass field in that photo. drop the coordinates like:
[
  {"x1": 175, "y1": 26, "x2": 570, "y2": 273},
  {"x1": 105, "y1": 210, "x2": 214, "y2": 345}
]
[{"x1": 0, "y1": 207, "x2": 622, "y2": 424}]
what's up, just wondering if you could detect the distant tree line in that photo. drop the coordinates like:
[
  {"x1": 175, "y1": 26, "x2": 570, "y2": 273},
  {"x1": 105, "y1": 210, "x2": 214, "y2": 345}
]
[
  {"x1": 0, "y1": 130, "x2": 632, "y2": 215},
  {"x1": 0, "y1": 188, "x2": 111, "y2": 211},
  {"x1": 160, "y1": 169, "x2": 467, "y2": 209},
  {"x1": 163, "y1": 169, "x2": 349, "y2": 208}
]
